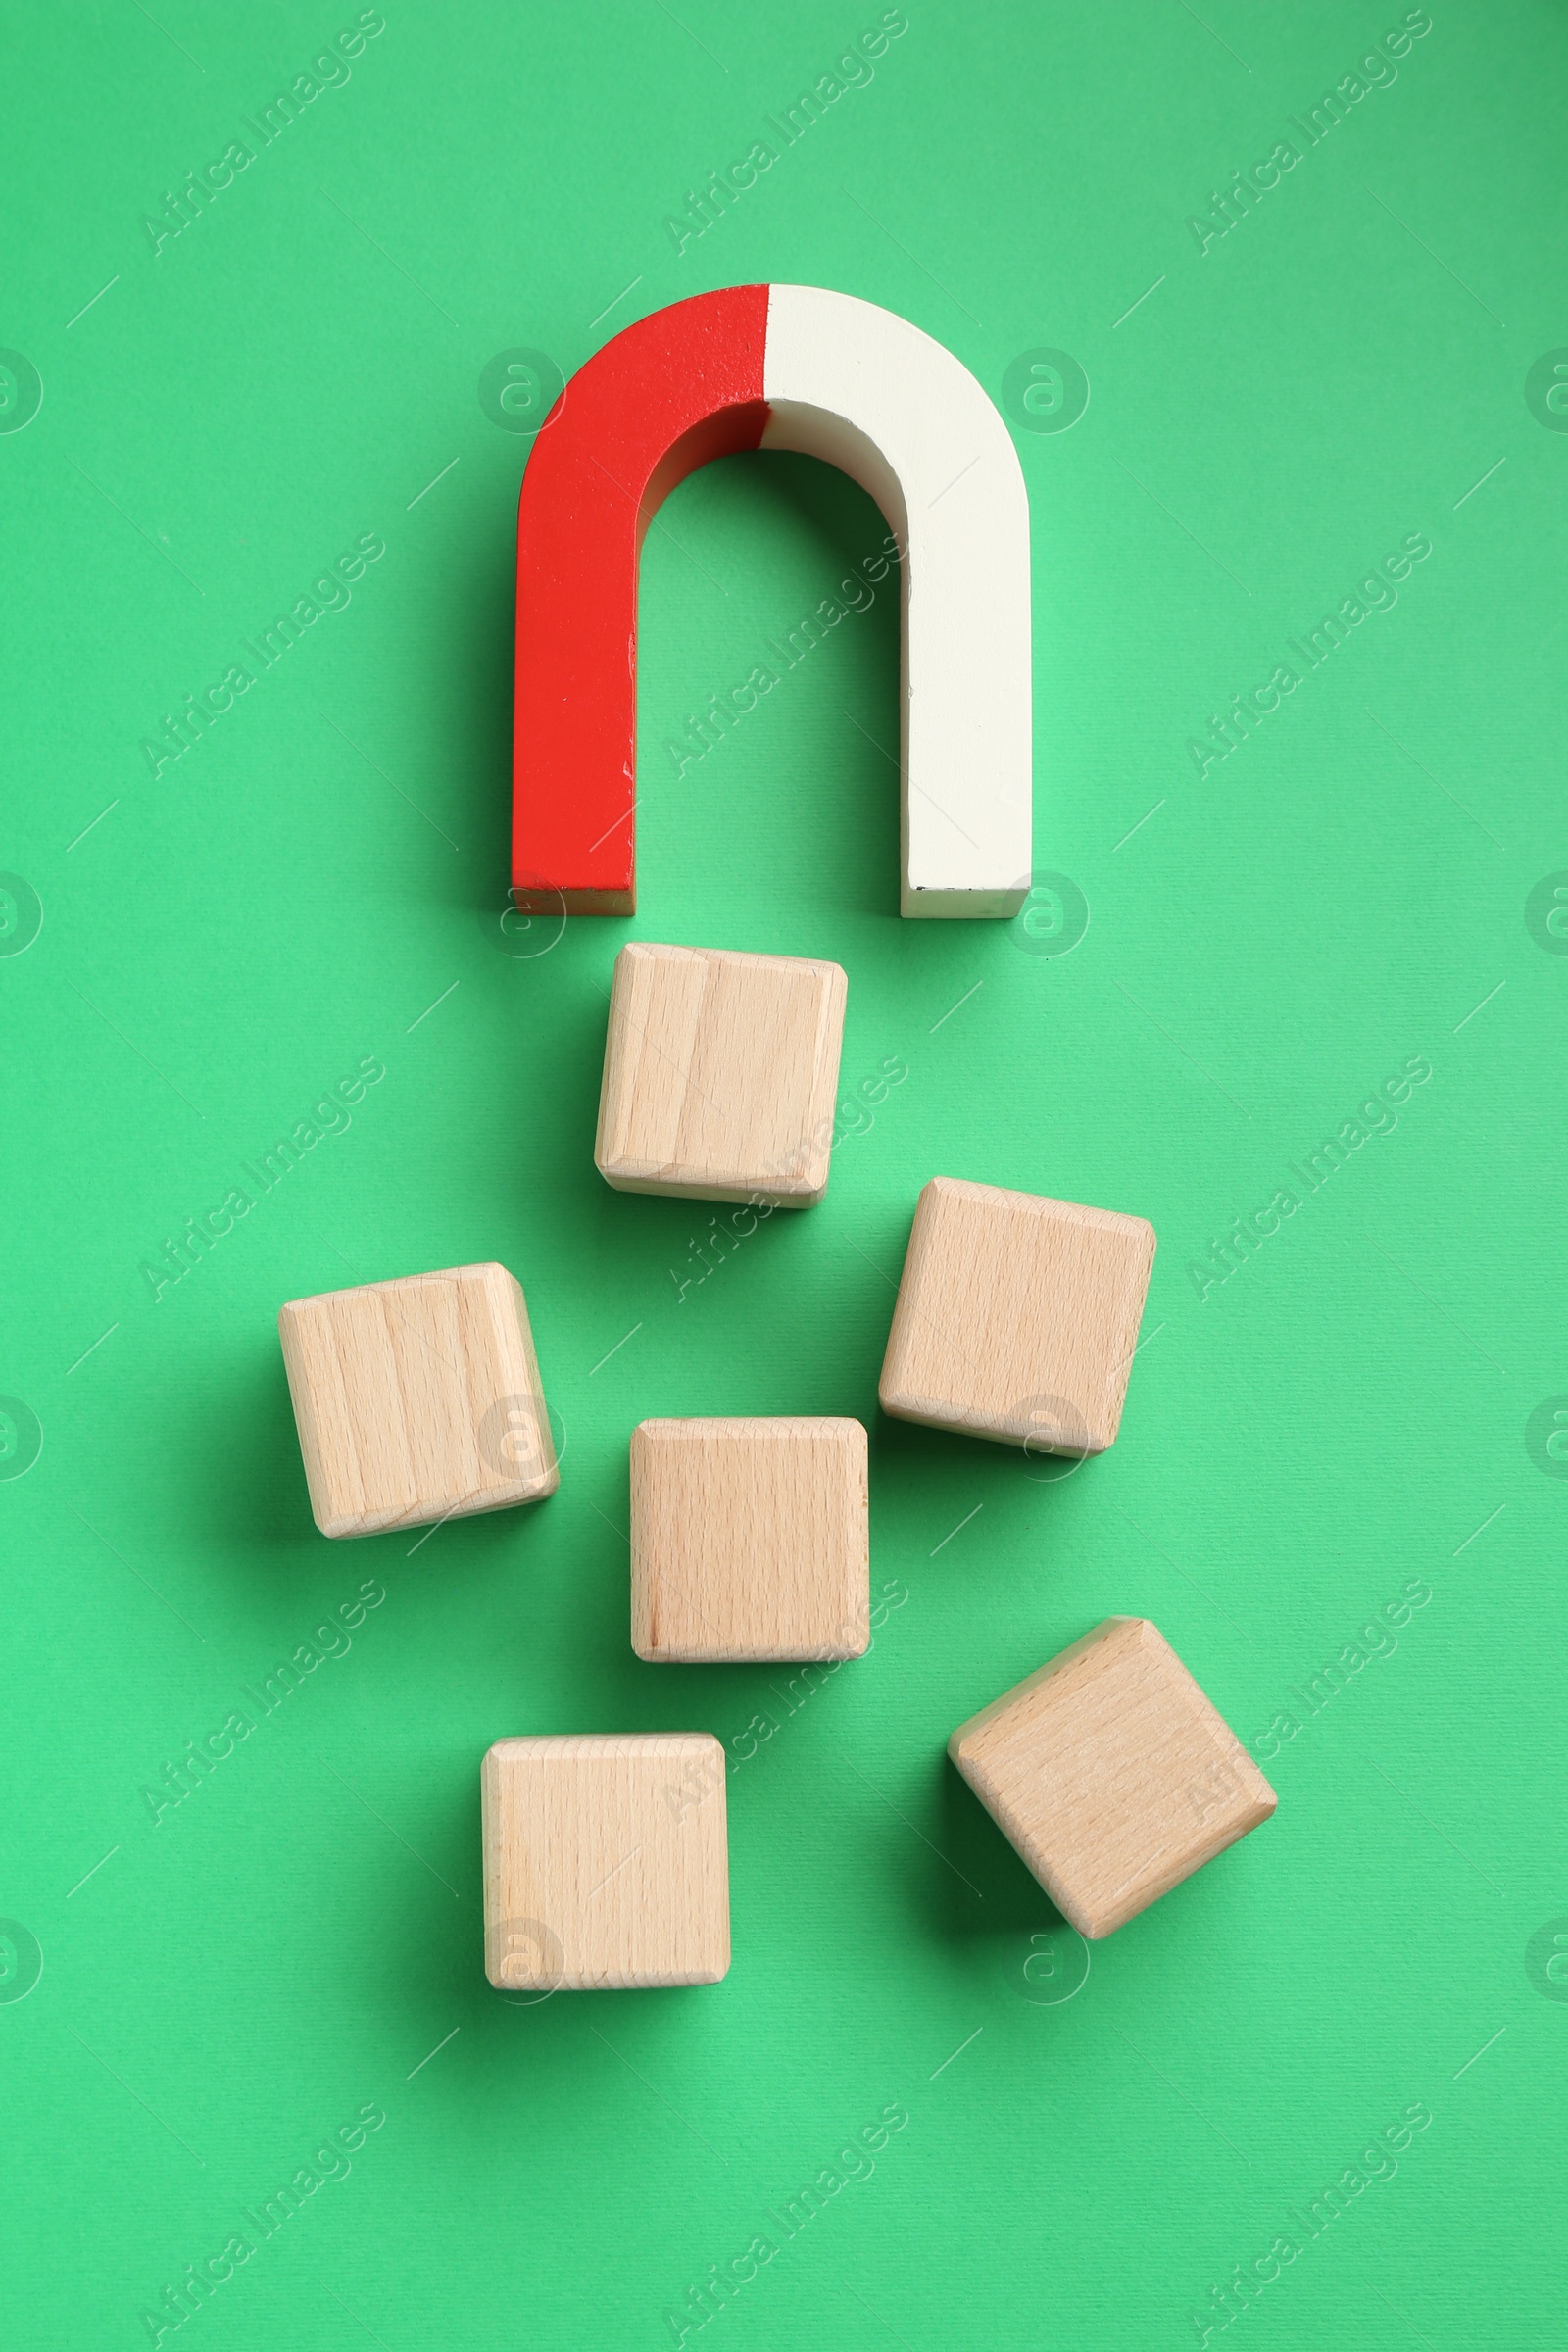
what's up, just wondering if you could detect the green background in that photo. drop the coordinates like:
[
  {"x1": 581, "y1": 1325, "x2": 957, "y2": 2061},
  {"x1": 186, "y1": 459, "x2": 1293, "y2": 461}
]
[{"x1": 3, "y1": 2, "x2": 1563, "y2": 2343}]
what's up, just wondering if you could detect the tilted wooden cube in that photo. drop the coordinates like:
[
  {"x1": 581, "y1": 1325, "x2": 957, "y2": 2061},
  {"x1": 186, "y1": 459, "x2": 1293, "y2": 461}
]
[
  {"x1": 949, "y1": 1618, "x2": 1275, "y2": 1938},
  {"x1": 482, "y1": 1734, "x2": 730, "y2": 1990},
  {"x1": 278, "y1": 1262, "x2": 557, "y2": 1538},
  {"x1": 595, "y1": 941, "x2": 848, "y2": 1206},
  {"x1": 879, "y1": 1177, "x2": 1156, "y2": 1453},
  {"x1": 631, "y1": 1417, "x2": 869, "y2": 1662}
]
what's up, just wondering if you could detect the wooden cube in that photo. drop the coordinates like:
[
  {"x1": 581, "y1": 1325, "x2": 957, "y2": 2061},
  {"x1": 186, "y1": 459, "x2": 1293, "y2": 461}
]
[
  {"x1": 949, "y1": 1618, "x2": 1275, "y2": 1937},
  {"x1": 595, "y1": 942, "x2": 848, "y2": 1207},
  {"x1": 279, "y1": 1262, "x2": 557, "y2": 1539},
  {"x1": 631, "y1": 1418, "x2": 869, "y2": 1662},
  {"x1": 481, "y1": 1734, "x2": 729, "y2": 1990},
  {"x1": 879, "y1": 1177, "x2": 1155, "y2": 1453}
]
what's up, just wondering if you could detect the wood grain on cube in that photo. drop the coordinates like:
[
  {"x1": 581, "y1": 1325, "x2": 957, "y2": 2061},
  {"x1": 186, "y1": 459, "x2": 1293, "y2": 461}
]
[
  {"x1": 279, "y1": 1262, "x2": 557, "y2": 1539},
  {"x1": 879, "y1": 1177, "x2": 1155, "y2": 1453},
  {"x1": 595, "y1": 942, "x2": 848, "y2": 1206},
  {"x1": 950, "y1": 1618, "x2": 1275, "y2": 1938},
  {"x1": 631, "y1": 1418, "x2": 869, "y2": 1662},
  {"x1": 481, "y1": 1734, "x2": 729, "y2": 1990}
]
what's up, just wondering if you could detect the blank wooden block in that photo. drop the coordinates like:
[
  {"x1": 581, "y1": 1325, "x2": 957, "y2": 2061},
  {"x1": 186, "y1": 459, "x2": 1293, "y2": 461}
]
[
  {"x1": 631, "y1": 1418, "x2": 868, "y2": 1662},
  {"x1": 279, "y1": 1262, "x2": 557, "y2": 1538},
  {"x1": 595, "y1": 941, "x2": 848, "y2": 1206},
  {"x1": 482, "y1": 1734, "x2": 729, "y2": 1990},
  {"x1": 950, "y1": 1618, "x2": 1276, "y2": 1937},
  {"x1": 879, "y1": 1176, "x2": 1155, "y2": 1453}
]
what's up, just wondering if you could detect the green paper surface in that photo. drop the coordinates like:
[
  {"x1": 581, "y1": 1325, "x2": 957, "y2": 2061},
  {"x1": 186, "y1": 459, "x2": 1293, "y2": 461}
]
[{"x1": 2, "y1": 2, "x2": 1563, "y2": 2343}]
